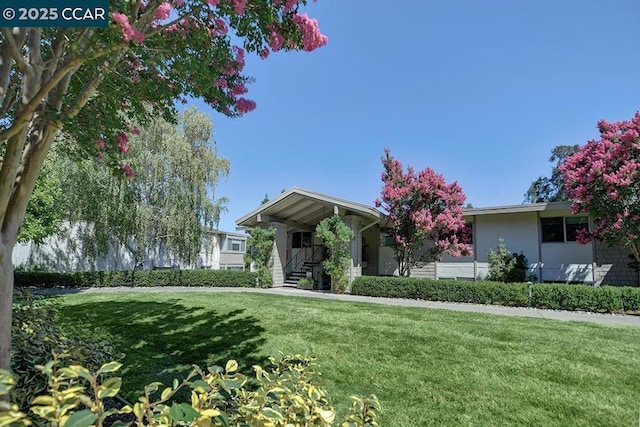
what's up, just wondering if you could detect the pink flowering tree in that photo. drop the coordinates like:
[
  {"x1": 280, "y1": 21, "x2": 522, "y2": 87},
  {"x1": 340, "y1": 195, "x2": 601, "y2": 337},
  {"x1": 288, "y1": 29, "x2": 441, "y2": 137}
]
[
  {"x1": 375, "y1": 149, "x2": 472, "y2": 277},
  {"x1": 0, "y1": 0, "x2": 326, "y2": 371},
  {"x1": 560, "y1": 112, "x2": 640, "y2": 266}
]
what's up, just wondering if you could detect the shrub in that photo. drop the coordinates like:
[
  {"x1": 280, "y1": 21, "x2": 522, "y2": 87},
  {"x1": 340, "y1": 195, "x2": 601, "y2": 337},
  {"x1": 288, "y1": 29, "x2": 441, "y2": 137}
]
[
  {"x1": 316, "y1": 214, "x2": 353, "y2": 293},
  {"x1": 11, "y1": 290, "x2": 120, "y2": 410},
  {"x1": 351, "y1": 275, "x2": 640, "y2": 314},
  {"x1": 244, "y1": 226, "x2": 276, "y2": 288},
  {"x1": 0, "y1": 354, "x2": 381, "y2": 427},
  {"x1": 14, "y1": 269, "x2": 259, "y2": 289},
  {"x1": 487, "y1": 238, "x2": 533, "y2": 283},
  {"x1": 351, "y1": 276, "x2": 529, "y2": 307}
]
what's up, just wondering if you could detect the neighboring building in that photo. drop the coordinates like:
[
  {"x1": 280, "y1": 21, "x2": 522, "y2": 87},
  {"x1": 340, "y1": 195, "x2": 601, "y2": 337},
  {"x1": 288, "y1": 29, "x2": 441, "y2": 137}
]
[
  {"x1": 12, "y1": 222, "x2": 247, "y2": 272},
  {"x1": 236, "y1": 187, "x2": 639, "y2": 288}
]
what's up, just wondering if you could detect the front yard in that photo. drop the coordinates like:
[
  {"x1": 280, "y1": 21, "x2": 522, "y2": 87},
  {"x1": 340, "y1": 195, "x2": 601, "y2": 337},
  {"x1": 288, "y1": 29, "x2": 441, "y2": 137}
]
[{"x1": 56, "y1": 292, "x2": 640, "y2": 426}]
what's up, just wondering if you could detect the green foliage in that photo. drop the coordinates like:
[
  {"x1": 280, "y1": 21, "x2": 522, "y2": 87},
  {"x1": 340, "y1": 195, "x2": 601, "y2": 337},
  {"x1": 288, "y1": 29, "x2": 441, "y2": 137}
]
[
  {"x1": 14, "y1": 269, "x2": 259, "y2": 289},
  {"x1": 11, "y1": 291, "x2": 119, "y2": 410},
  {"x1": 316, "y1": 215, "x2": 354, "y2": 293},
  {"x1": 524, "y1": 144, "x2": 579, "y2": 203},
  {"x1": 13, "y1": 264, "x2": 54, "y2": 273},
  {"x1": 0, "y1": 355, "x2": 380, "y2": 427},
  {"x1": 245, "y1": 227, "x2": 276, "y2": 288},
  {"x1": 487, "y1": 238, "x2": 533, "y2": 283},
  {"x1": 297, "y1": 277, "x2": 315, "y2": 290},
  {"x1": 18, "y1": 159, "x2": 65, "y2": 245},
  {"x1": 55, "y1": 107, "x2": 230, "y2": 267},
  {"x1": 350, "y1": 276, "x2": 640, "y2": 314}
]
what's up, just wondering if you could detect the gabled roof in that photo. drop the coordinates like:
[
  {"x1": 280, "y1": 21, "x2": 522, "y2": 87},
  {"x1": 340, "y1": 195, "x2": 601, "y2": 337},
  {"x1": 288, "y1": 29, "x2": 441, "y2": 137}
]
[
  {"x1": 463, "y1": 200, "x2": 574, "y2": 216},
  {"x1": 236, "y1": 187, "x2": 385, "y2": 230}
]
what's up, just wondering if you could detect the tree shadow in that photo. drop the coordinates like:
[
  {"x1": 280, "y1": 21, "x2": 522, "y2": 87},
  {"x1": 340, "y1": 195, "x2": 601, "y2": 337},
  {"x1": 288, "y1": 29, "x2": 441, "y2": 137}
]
[{"x1": 57, "y1": 299, "x2": 267, "y2": 398}]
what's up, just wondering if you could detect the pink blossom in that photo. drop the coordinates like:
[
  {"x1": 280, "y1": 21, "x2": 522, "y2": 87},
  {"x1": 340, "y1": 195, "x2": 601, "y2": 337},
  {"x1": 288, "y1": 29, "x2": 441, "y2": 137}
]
[
  {"x1": 155, "y1": 2, "x2": 171, "y2": 20},
  {"x1": 292, "y1": 13, "x2": 328, "y2": 51},
  {"x1": 561, "y1": 111, "x2": 640, "y2": 252},
  {"x1": 121, "y1": 164, "x2": 135, "y2": 178},
  {"x1": 377, "y1": 148, "x2": 471, "y2": 275},
  {"x1": 94, "y1": 138, "x2": 105, "y2": 150},
  {"x1": 116, "y1": 132, "x2": 130, "y2": 153},
  {"x1": 269, "y1": 31, "x2": 284, "y2": 51},
  {"x1": 259, "y1": 47, "x2": 270, "y2": 59},
  {"x1": 131, "y1": 126, "x2": 140, "y2": 135},
  {"x1": 233, "y1": 0, "x2": 247, "y2": 15},
  {"x1": 283, "y1": 0, "x2": 297, "y2": 13},
  {"x1": 230, "y1": 83, "x2": 248, "y2": 95},
  {"x1": 236, "y1": 98, "x2": 256, "y2": 114},
  {"x1": 112, "y1": 12, "x2": 134, "y2": 42},
  {"x1": 206, "y1": 0, "x2": 220, "y2": 5},
  {"x1": 112, "y1": 12, "x2": 145, "y2": 44},
  {"x1": 214, "y1": 18, "x2": 228, "y2": 36}
]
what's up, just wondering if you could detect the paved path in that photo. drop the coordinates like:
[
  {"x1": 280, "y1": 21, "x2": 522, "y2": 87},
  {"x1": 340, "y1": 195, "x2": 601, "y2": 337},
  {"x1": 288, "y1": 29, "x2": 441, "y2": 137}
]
[{"x1": 38, "y1": 286, "x2": 640, "y2": 327}]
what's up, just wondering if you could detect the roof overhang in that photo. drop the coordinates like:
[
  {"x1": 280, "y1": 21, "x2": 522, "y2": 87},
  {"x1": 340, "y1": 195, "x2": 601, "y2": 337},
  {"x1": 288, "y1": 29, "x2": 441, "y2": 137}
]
[
  {"x1": 463, "y1": 200, "x2": 574, "y2": 217},
  {"x1": 236, "y1": 187, "x2": 385, "y2": 231}
]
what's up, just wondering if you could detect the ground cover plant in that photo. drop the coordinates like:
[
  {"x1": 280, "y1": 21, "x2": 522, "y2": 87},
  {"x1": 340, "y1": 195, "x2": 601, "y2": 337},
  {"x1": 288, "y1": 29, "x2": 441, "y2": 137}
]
[{"x1": 54, "y1": 291, "x2": 640, "y2": 426}]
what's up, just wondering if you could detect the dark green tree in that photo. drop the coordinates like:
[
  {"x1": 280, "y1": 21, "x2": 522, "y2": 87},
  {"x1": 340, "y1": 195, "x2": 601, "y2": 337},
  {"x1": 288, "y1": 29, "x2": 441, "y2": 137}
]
[
  {"x1": 245, "y1": 226, "x2": 275, "y2": 287},
  {"x1": 524, "y1": 145, "x2": 579, "y2": 203}
]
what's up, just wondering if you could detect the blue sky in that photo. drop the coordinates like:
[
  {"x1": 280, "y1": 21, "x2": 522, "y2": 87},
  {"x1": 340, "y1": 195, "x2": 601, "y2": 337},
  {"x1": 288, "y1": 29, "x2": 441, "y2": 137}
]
[{"x1": 189, "y1": 0, "x2": 640, "y2": 232}]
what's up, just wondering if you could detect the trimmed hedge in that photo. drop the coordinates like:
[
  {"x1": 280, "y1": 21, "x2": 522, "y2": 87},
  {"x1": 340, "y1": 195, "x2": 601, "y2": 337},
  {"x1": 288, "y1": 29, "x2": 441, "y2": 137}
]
[
  {"x1": 15, "y1": 269, "x2": 259, "y2": 289},
  {"x1": 350, "y1": 276, "x2": 640, "y2": 314}
]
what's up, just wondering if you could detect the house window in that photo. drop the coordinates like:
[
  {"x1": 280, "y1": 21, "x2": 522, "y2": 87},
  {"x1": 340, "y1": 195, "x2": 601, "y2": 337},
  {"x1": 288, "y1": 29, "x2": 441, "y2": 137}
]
[
  {"x1": 226, "y1": 238, "x2": 245, "y2": 252},
  {"x1": 541, "y1": 217, "x2": 564, "y2": 242},
  {"x1": 541, "y1": 216, "x2": 588, "y2": 243},
  {"x1": 224, "y1": 265, "x2": 244, "y2": 271},
  {"x1": 379, "y1": 227, "x2": 394, "y2": 246},
  {"x1": 565, "y1": 216, "x2": 589, "y2": 242},
  {"x1": 292, "y1": 232, "x2": 312, "y2": 248}
]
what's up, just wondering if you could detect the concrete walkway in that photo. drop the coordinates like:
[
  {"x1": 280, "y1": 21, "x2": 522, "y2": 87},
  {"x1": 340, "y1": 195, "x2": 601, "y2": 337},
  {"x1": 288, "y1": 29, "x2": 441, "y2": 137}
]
[{"x1": 38, "y1": 286, "x2": 640, "y2": 327}]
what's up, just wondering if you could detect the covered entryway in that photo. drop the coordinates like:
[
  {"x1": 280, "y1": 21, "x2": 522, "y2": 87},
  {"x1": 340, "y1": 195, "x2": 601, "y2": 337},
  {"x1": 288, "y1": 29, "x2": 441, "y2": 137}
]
[{"x1": 236, "y1": 187, "x2": 384, "y2": 289}]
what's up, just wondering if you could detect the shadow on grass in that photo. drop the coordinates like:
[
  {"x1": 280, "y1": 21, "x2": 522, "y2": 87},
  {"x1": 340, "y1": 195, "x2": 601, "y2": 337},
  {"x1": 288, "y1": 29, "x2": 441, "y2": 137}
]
[{"x1": 58, "y1": 299, "x2": 267, "y2": 397}]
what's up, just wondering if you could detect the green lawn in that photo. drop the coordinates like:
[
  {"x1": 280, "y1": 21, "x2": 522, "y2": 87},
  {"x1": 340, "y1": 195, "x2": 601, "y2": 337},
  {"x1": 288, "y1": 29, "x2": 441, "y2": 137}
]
[{"x1": 55, "y1": 292, "x2": 640, "y2": 426}]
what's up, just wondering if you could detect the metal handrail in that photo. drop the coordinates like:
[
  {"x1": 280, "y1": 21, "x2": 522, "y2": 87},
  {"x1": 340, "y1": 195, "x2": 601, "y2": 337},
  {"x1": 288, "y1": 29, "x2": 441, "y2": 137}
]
[{"x1": 285, "y1": 244, "x2": 324, "y2": 276}]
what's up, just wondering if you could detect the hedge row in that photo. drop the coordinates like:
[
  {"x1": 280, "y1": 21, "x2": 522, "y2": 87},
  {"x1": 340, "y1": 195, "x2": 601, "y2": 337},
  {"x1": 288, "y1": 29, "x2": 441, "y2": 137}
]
[
  {"x1": 350, "y1": 276, "x2": 640, "y2": 314},
  {"x1": 15, "y1": 269, "x2": 260, "y2": 288}
]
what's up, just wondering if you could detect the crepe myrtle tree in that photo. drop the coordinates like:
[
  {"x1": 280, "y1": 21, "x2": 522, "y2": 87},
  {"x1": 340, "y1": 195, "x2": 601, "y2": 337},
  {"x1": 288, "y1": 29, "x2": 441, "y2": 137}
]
[
  {"x1": 375, "y1": 149, "x2": 472, "y2": 277},
  {"x1": 0, "y1": 0, "x2": 326, "y2": 372},
  {"x1": 560, "y1": 112, "x2": 640, "y2": 266}
]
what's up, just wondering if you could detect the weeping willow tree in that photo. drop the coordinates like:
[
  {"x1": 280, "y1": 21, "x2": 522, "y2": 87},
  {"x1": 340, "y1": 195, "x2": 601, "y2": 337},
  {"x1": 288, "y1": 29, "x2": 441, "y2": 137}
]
[{"x1": 55, "y1": 107, "x2": 229, "y2": 268}]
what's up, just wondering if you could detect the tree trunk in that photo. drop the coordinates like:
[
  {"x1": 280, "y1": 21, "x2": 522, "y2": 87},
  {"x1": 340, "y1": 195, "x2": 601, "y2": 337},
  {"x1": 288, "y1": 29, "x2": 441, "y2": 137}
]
[{"x1": 0, "y1": 238, "x2": 14, "y2": 373}]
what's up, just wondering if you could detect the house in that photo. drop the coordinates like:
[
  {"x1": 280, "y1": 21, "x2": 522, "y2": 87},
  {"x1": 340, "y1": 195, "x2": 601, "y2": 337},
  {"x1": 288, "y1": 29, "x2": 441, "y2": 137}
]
[
  {"x1": 236, "y1": 187, "x2": 639, "y2": 288},
  {"x1": 12, "y1": 222, "x2": 247, "y2": 272}
]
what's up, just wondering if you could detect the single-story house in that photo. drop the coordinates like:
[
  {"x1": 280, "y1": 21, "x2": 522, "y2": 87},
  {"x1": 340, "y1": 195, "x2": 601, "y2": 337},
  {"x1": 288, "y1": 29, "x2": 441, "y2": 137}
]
[
  {"x1": 236, "y1": 187, "x2": 640, "y2": 288},
  {"x1": 12, "y1": 222, "x2": 247, "y2": 272}
]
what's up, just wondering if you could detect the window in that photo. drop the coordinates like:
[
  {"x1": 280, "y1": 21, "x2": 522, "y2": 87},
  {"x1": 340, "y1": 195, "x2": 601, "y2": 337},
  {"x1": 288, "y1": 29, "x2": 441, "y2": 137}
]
[
  {"x1": 379, "y1": 228, "x2": 394, "y2": 247},
  {"x1": 541, "y1": 216, "x2": 588, "y2": 243},
  {"x1": 565, "y1": 216, "x2": 589, "y2": 242},
  {"x1": 541, "y1": 217, "x2": 564, "y2": 242},
  {"x1": 292, "y1": 232, "x2": 312, "y2": 248},
  {"x1": 224, "y1": 265, "x2": 244, "y2": 271},
  {"x1": 226, "y1": 238, "x2": 245, "y2": 252}
]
